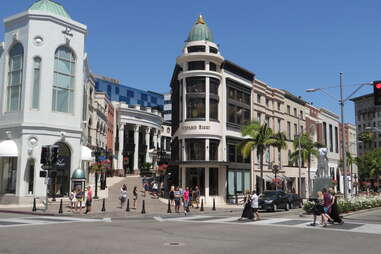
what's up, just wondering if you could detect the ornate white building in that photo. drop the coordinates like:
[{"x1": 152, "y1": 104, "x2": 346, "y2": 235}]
[{"x1": 0, "y1": 0, "x2": 88, "y2": 203}]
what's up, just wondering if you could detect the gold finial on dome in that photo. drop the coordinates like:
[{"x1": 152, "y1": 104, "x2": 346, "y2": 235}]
[{"x1": 196, "y1": 14, "x2": 206, "y2": 24}]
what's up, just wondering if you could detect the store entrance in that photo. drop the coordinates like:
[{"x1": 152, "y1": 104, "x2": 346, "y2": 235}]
[{"x1": 186, "y1": 168, "x2": 205, "y2": 195}]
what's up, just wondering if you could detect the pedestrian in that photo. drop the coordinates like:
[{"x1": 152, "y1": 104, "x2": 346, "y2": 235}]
[
  {"x1": 322, "y1": 188, "x2": 333, "y2": 223},
  {"x1": 251, "y1": 190, "x2": 260, "y2": 221},
  {"x1": 183, "y1": 187, "x2": 190, "y2": 215},
  {"x1": 329, "y1": 189, "x2": 343, "y2": 224},
  {"x1": 132, "y1": 186, "x2": 138, "y2": 209},
  {"x1": 120, "y1": 184, "x2": 128, "y2": 208},
  {"x1": 85, "y1": 186, "x2": 93, "y2": 214},
  {"x1": 174, "y1": 186, "x2": 181, "y2": 213},
  {"x1": 75, "y1": 187, "x2": 84, "y2": 214},
  {"x1": 194, "y1": 186, "x2": 200, "y2": 209},
  {"x1": 143, "y1": 181, "x2": 148, "y2": 197},
  {"x1": 152, "y1": 181, "x2": 159, "y2": 198},
  {"x1": 69, "y1": 188, "x2": 76, "y2": 212},
  {"x1": 169, "y1": 186, "x2": 175, "y2": 206},
  {"x1": 239, "y1": 192, "x2": 253, "y2": 221},
  {"x1": 310, "y1": 191, "x2": 328, "y2": 227}
]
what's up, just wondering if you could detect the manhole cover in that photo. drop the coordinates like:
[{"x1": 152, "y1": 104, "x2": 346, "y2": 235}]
[{"x1": 164, "y1": 242, "x2": 185, "y2": 247}]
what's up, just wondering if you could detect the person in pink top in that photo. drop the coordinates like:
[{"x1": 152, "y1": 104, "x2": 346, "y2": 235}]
[
  {"x1": 85, "y1": 186, "x2": 93, "y2": 214},
  {"x1": 183, "y1": 187, "x2": 190, "y2": 215}
]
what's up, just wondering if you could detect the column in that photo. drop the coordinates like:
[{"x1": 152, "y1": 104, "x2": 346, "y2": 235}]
[
  {"x1": 133, "y1": 125, "x2": 140, "y2": 172},
  {"x1": 153, "y1": 129, "x2": 158, "y2": 149},
  {"x1": 181, "y1": 167, "x2": 186, "y2": 189},
  {"x1": 158, "y1": 133, "x2": 161, "y2": 150},
  {"x1": 118, "y1": 124, "x2": 124, "y2": 171},
  {"x1": 145, "y1": 127, "x2": 151, "y2": 163},
  {"x1": 163, "y1": 137, "x2": 167, "y2": 151},
  {"x1": 205, "y1": 167, "x2": 210, "y2": 204}
]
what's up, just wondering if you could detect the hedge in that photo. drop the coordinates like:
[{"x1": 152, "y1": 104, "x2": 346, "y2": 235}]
[{"x1": 303, "y1": 195, "x2": 381, "y2": 214}]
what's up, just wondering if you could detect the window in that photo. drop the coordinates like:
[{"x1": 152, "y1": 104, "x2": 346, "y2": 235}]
[
  {"x1": 141, "y1": 94, "x2": 148, "y2": 101},
  {"x1": 187, "y1": 46, "x2": 205, "y2": 53},
  {"x1": 52, "y1": 46, "x2": 75, "y2": 113},
  {"x1": 187, "y1": 97, "x2": 205, "y2": 119},
  {"x1": 186, "y1": 139, "x2": 205, "y2": 160},
  {"x1": 257, "y1": 112, "x2": 261, "y2": 122},
  {"x1": 287, "y1": 105, "x2": 290, "y2": 114},
  {"x1": 226, "y1": 79, "x2": 250, "y2": 126},
  {"x1": 277, "y1": 119, "x2": 281, "y2": 132},
  {"x1": 209, "y1": 140, "x2": 219, "y2": 160},
  {"x1": 7, "y1": 43, "x2": 24, "y2": 112},
  {"x1": 329, "y1": 124, "x2": 333, "y2": 152},
  {"x1": 300, "y1": 110, "x2": 303, "y2": 119},
  {"x1": 127, "y1": 90, "x2": 134, "y2": 97},
  {"x1": 186, "y1": 77, "x2": 205, "y2": 93},
  {"x1": 323, "y1": 122, "x2": 327, "y2": 146},
  {"x1": 335, "y1": 126, "x2": 338, "y2": 153},
  {"x1": 209, "y1": 46, "x2": 218, "y2": 54},
  {"x1": 265, "y1": 116, "x2": 270, "y2": 126},
  {"x1": 151, "y1": 97, "x2": 157, "y2": 104},
  {"x1": 287, "y1": 121, "x2": 291, "y2": 139},
  {"x1": 115, "y1": 86, "x2": 119, "y2": 94},
  {"x1": 294, "y1": 123, "x2": 298, "y2": 138},
  {"x1": 210, "y1": 77, "x2": 219, "y2": 95},
  {"x1": 227, "y1": 141, "x2": 250, "y2": 163},
  {"x1": 277, "y1": 102, "x2": 281, "y2": 111},
  {"x1": 209, "y1": 62, "x2": 217, "y2": 71},
  {"x1": 188, "y1": 61, "x2": 205, "y2": 70},
  {"x1": 257, "y1": 94, "x2": 261, "y2": 103},
  {"x1": 210, "y1": 98, "x2": 219, "y2": 120},
  {"x1": 32, "y1": 57, "x2": 41, "y2": 109},
  {"x1": 266, "y1": 99, "x2": 269, "y2": 107},
  {"x1": 294, "y1": 108, "x2": 297, "y2": 116},
  {"x1": 209, "y1": 168, "x2": 219, "y2": 195}
]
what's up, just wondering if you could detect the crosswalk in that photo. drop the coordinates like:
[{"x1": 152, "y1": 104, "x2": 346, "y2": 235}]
[
  {"x1": 154, "y1": 215, "x2": 381, "y2": 235},
  {"x1": 0, "y1": 216, "x2": 101, "y2": 228}
]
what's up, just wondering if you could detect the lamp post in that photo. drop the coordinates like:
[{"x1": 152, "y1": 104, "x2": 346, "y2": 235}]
[
  {"x1": 306, "y1": 74, "x2": 372, "y2": 199},
  {"x1": 297, "y1": 114, "x2": 302, "y2": 198}
]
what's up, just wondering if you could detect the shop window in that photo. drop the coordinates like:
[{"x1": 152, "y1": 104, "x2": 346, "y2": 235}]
[
  {"x1": 209, "y1": 62, "x2": 217, "y2": 71},
  {"x1": 0, "y1": 157, "x2": 17, "y2": 194},
  {"x1": 209, "y1": 168, "x2": 219, "y2": 195},
  {"x1": 209, "y1": 78, "x2": 219, "y2": 95},
  {"x1": 209, "y1": 46, "x2": 218, "y2": 54},
  {"x1": 187, "y1": 97, "x2": 205, "y2": 119},
  {"x1": 186, "y1": 77, "x2": 205, "y2": 93},
  {"x1": 186, "y1": 168, "x2": 205, "y2": 195},
  {"x1": 210, "y1": 99, "x2": 219, "y2": 121},
  {"x1": 188, "y1": 46, "x2": 205, "y2": 53}
]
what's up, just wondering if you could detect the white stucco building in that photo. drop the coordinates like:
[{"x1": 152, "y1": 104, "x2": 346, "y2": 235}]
[{"x1": 0, "y1": 0, "x2": 88, "y2": 203}]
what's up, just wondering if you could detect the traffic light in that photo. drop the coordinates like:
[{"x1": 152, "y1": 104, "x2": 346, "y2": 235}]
[
  {"x1": 40, "y1": 145, "x2": 50, "y2": 165},
  {"x1": 373, "y1": 80, "x2": 381, "y2": 105},
  {"x1": 50, "y1": 145, "x2": 59, "y2": 165}
]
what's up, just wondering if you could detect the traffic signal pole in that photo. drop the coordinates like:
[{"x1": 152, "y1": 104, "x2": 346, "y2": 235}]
[{"x1": 339, "y1": 73, "x2": 348, "y2": 199}]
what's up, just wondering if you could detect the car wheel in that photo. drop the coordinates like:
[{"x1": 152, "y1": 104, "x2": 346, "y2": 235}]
[{"x1": 273, "y1": 204, "x2": 277, "y2": 212}]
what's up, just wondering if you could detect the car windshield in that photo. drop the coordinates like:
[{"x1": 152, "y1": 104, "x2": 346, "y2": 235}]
[{"x1": 260, "y1": 192, "x2": 278, "y2": 199}]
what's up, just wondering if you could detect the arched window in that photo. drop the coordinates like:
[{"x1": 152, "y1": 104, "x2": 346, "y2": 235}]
[
  {"x1": 52, "y1": 46, "x2": 75, "y2": 113},
  {"x1": 32, "y1": 57, "x2": 41, "y2": 109},
  {"x1": 7, "y1": 43, "x2": 24, "y2": 112}
]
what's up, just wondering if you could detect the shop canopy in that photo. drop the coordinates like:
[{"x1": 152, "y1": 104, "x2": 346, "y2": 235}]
[
  {"x1": 81, "y1": 146, "x2": 94, "y2": 161},
  {"x1": 0, "y1": 140, "x2": 18, "y2": 157}
]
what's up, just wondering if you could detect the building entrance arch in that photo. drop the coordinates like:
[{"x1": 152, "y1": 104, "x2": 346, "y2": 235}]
[{"x1": 50, "y1": 142, "x2": 71, "y2": 196}]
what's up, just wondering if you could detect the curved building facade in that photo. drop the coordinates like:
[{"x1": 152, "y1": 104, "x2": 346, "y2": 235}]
[{"x1": 171, "y1": 16, "x2": 254, "y2": 204}]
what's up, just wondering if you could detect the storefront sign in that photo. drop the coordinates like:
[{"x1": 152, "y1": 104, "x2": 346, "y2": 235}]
[{"x1": 181, "y1": 125, "x2": 211, "y2": 131}]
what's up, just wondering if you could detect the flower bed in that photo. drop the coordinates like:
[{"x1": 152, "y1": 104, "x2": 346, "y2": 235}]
[{"x1": 303, "y1": 195, "x2": 381, "y2": 214}]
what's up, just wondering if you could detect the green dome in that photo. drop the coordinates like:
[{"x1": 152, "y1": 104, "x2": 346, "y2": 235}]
[
  {"x1": 186, "y1": 15, "x2": 214, "y2": 42},
  {"x1": 72, "y1": 169, "x2": 86, "y2": 180},
  {"x1": 29, "y1": 0, "x2": 71, "y2": 19}
]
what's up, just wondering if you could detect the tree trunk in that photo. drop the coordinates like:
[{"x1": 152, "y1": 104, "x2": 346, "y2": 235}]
[
  {"x1": 260, "y1": 152, "x2": 264, "y2": 194},
  {"x1": 307, "y1": 154, "x2": 312, "y2": 197}
]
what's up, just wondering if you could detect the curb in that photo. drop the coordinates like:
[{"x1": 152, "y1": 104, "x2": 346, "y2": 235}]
[
  {"x1": 0, "y1": 209, "x2": 57, "y2": 216},
  {"x1": 342, "y1": 207, "x2": 381, "y2": 217}
]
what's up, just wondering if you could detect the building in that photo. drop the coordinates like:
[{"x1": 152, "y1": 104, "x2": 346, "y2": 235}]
[
  {"x1": 0, "y1": 0, "x2": 88, "y2": 203},
  {"x1": 340, "y1": 123, "x2": 358, "y2": 193},
  {"x1": 170, "y1": 15, "x2": 254, "y2": 204},
  {"x1": 163, "y1": 93, "x2": 172, "y2": 122}
]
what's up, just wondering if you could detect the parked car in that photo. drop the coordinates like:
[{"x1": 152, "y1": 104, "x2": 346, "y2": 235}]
[
  {"x1": 286, "y1": 193, "x2": 303, "y2": 209},
  {"x1": 258, "y1": 190, "x2": 289, "y2": 211}
]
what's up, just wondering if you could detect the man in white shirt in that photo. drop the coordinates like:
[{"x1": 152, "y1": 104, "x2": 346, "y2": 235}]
[{"x1": 251, "y1": 190, "x2": 260, "y2": 221}]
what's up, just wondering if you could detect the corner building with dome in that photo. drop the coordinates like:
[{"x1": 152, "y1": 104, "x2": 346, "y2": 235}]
[{"x1": 170, "y1": 16, "x2": 254, "y2": 204}]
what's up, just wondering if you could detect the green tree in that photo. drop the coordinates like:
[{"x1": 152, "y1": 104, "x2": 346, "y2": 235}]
[
  {"x1": 358, "y1": 131, "x2": 374, "y2": 148},
  {"x1": 356, "y1": 149, "x2": 381, "y2": 190},
  {"x1": 241, "y1": 121, "x2": 276, "y2": 194},
  {"x1": 290, "y1": 134, "x2": 321, "y2": 197}
]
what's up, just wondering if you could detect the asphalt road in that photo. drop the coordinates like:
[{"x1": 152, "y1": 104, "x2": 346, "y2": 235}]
[{"x1": 0, "y1": 209, "x2": 380, "y2": 254}]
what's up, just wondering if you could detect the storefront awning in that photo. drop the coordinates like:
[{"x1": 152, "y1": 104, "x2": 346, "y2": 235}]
[
  {"x1": 81, "y1": 146, "x2": 94, "y2": 161},
  {"x1": 0, "y1": 140, "x2": 18, "y2": 157}
]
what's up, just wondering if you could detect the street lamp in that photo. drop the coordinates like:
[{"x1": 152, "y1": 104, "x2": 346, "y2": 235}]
[{"x1": 306, "y1": 73, "x2": 372, "y2": 199}]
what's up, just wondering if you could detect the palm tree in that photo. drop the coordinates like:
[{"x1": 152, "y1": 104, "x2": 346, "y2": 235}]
[
  {"x1": 290, "y1": 134, "x2": 321, "y2": 197},
  {"x1": 272, "y1": 132, "x2": 287, "y2": 171},
  {"x1": 241, "y1": 121, "x2": 276, "y2": 194}
]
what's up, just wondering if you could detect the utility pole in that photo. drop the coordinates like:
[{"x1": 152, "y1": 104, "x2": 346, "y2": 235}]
[
  {"x1": 339, "y1": 72, "x2": 348, "y2": 199},
  {"x1": 298, "y1": 114, "x2": 302, "y2": 198}
]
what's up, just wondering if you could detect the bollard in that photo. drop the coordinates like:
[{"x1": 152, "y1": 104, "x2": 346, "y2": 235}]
[
  {"x1": 212, "y1": 198, "x2": 216, "y2": 211},
  {"x1": 167, "y1": 199, "x2": 172, "y2": 213},
  {"x1": 126, "y1": 199, "x2": 130, "y2": 212},
  {"x1": 141, "y1": 199, "x2": 146, "y2": 214},
  {"x1": 200, "y1": 199, "x2": 204, "y2": 212},
  {"x1": 101, "y1": 198, "x2": 106, "y2": 212},
  {"x1": 32, "y1": 198, "x2": 37, "y2": 212},
  {"x1": 58, "y1": 199, "x2": 63, "y2": 214}
]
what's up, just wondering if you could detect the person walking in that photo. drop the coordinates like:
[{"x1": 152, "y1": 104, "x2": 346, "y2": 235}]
[
  {"x1": 174, "y1": 186, "x2": 181, "y2": 213},
  {"x1": 85, "y1": 186, "x2": 93, "y2": 214},
  {"x1": 183, "y1": 187, "x2": 190, "y2": 216},
  {"x1": 69, "y1": 188, "x2": 77, "y2": 212},
  {"x1": 194, "y1": 186, "x2": 200, "y2": 209},
  {"x1": 329, "y1": 190, "x2": 343, "y2": 224},
  {"x1": 75, "y1": 187, "x2": 84, "y2": 214},
  {"x1": 251, "y1": 190, "x2": 260, "y2": 221},
  {"x1": 152, "y1": 181, "x2": 159, "y2": 199},
  {"x1": 310, "y1": 191, "x2": 328, "y2": 227},
  {"x1": 169, "y1": 186, "x2": 175, "y2": 206},
  {"x1": 322, "y1": 188, "x2": 333, "y2": 223},
  {"x1": 239, "y1": 192, "x2": 253, "y2": 221},
  {"x1": 120, "y1": 184, "x2": 128, "y2": 208},
  {"x1": 132, "y1": 186, "x2": 138, "y2": 209}
]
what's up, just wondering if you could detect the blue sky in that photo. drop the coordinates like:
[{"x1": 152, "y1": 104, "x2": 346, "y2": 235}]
[{"x1": 2, "y1": 0, "x2": 381, "y2": 123}]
